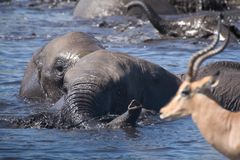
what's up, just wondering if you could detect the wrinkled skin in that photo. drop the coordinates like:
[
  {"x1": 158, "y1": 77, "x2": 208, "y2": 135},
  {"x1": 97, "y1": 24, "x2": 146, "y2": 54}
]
[
  {"x1": 73, "y1": 0, "x2": 177, "y2": 19},
  {"x1": 126, "y1": 1, "x2": 240, "y2": 40},
  {"x1": 55, "y1": 50, "x2": 181, "y2": 127},
  {"x1": 20, "y1": 32, "x2": 104, "y2": 102},
  {"x1": 194, "y1": 61, "x2": 240, "y2": 111}
]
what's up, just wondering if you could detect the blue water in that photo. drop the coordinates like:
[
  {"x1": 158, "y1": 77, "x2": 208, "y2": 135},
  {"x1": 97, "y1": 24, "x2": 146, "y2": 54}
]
[{"x1": 0, "y1": 1, "x2": 239, "y2": 159}]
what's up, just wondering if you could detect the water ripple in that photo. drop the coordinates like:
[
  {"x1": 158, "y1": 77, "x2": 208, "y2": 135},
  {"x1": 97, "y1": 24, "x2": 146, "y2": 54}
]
[{"x1": 0, "y1": 2, "x2": 238, "y2": 160}]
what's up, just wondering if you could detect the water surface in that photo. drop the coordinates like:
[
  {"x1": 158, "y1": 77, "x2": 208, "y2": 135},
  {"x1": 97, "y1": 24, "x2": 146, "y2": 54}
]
[{"x1": 1, "y1": 2, "x2": 239, "y2": 159}]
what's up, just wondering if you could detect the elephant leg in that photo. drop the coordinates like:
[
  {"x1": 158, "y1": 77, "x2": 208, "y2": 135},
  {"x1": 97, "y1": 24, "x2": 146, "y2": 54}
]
[{"x1": 106, "y1": 99, "x2": 142, "y2": 128}]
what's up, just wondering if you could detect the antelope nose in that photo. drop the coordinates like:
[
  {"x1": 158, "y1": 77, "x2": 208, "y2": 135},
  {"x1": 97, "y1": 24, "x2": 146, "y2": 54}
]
[
  {"x1": 159, "y1": 110, "x2": 164, "y2": 119},
  {"x1": 159, "y1": 107, "x2": 168, "y2": 119},
  {"x1": 159, "y1": 113, "x2": 165, "y2": 119}
]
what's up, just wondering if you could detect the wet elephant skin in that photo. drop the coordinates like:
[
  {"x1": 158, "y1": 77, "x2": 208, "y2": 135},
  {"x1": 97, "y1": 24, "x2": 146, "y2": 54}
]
[{"x1": 20, "y1": 32, "x2": 104, "y2": 103}]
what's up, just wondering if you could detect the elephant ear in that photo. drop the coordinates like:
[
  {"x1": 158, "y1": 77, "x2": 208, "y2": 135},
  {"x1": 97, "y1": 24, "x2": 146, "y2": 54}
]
[
  {"x1": 32, "y1": 45, "x2": 46, "y2": 72},
  {"x1": 19, "y1": 45, "x2": 46, "y2": 101}
]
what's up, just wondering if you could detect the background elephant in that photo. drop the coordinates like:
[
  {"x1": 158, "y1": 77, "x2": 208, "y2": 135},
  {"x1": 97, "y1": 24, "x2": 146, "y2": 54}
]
[
  {"x1": 126, "y1": 1, "x2": 240, "y2": 39},
  {"x1": 54, "y1": 49, "x2": 181, "y2": 127},
  {"x1": 20, "y1": 32, "x2": 104, "y2": 102},
  {"x1": 195, "y1": 61, "x2": 240, "y2": 111},
  {"x1": 169, "y1": 0, "x2": 240, "y2": 13},
  {"x1": 73, "y1": 0, "x2": 177, "y2": 19}
]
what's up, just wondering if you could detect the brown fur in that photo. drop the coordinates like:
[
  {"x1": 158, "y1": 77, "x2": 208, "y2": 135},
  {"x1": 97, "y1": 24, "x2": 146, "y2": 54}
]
[{"x1": 160, "y1": 76, "x2": 240, "y2": 159}]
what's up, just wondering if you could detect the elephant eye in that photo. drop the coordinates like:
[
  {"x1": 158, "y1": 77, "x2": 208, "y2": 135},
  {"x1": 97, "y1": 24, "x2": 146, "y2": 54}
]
[
  {"x1": 54, "y1": 58, "x2": 66, "y2": 75},
  {"x1": 56, "y1": 65, "x2": 64, "y2": 73},
  {"x1": 55, "y1": 64, "x2": 65, "y2": 75}
]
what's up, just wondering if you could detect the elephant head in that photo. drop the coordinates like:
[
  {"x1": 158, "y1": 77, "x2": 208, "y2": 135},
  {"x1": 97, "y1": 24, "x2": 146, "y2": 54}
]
[{"x1": 20, "y1": 32, "x2": 104, "y2": 102}]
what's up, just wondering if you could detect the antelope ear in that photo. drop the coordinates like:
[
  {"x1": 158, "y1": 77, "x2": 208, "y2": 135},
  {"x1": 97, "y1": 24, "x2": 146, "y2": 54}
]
[
  {"x1": 197, "y1": 71, "x2": 220, "y2": 91},
  {"x1": 207, "y1": 71, "x2": 220, "y2": 88}
]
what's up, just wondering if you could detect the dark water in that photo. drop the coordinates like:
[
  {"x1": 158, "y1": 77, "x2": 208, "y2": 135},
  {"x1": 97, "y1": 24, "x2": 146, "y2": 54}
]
[{"x1": 0, "y1": 2, "x2": 239, "y2": 159}]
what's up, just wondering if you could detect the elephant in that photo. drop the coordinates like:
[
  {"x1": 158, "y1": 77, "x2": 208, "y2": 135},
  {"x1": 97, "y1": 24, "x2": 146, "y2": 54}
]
[
  {"x1": 14, "y1": 49, "x2": 180, "y2": 129},
  {"x1": 126, "y1": 1, "x2": 240, "y2": 39},
  {"x1": 194, "y1": 61, "x2": 240, "y2": 111},
  {"x1": 19, "y1": 32, "x2": 104, "y2": 103},
  {"x1": 48, "y1": 49, "x2": 181, "y2": 128},
  {"x1": 169, "y1": 0, "x2": 240, "y2": 13},
  {"x1": 73, "y1": 0, "x2": 177, "y2": 19},
  {"x1": 169, "y1": 0, "x2": 229, "y2": 13}
]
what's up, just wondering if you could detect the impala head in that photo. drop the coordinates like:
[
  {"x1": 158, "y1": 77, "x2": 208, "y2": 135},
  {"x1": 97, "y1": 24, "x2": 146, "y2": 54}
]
[
  {"x1": 160, "y1": 15, "x2": 229, "y2": 120},
  {"x1": 160, "y1": 73, "x2": 219, "y2": 120}
]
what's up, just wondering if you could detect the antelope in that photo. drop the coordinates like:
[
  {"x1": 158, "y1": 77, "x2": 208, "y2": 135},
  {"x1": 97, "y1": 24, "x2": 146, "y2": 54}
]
[{"x1": 159, "y1": 21, "x2": 240, "y2": 159}]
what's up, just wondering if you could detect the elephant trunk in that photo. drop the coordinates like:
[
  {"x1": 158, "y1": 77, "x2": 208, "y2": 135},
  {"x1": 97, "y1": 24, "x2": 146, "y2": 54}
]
[
  {"x1": 60, "y1": 81, "x2": 102, "y2": 127},
  {"x1": 126, "y1": 1, "x2": 168, "y2": 34},
  {"x1": 106, "y1": 99, "x2": 142, "y2": 128}
]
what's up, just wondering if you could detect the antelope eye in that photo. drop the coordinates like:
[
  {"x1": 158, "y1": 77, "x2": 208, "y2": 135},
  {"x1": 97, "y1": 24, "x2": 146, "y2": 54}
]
[{"x1": 181, "y1": 86, "x2": 190, "y2": 97}]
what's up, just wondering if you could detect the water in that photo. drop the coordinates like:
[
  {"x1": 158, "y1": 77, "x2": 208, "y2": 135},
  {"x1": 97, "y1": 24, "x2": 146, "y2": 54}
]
[{"x1": 0, "y1": 1, "x2": 239, "y2": 159}]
